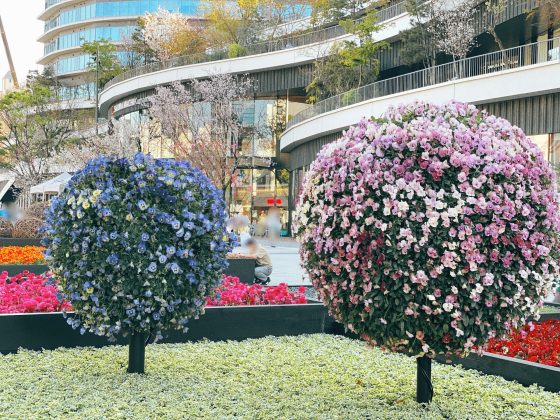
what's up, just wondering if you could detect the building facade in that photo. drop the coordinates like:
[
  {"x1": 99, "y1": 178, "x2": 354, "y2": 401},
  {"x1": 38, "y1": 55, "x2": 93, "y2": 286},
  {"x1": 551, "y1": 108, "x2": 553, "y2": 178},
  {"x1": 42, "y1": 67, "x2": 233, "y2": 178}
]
[
  {"x1": 38, "y1": 0, "x2": 205, "y2": 104},
  {"x1": 97, "y1": 0, "x2": 560, "y2": 234}
]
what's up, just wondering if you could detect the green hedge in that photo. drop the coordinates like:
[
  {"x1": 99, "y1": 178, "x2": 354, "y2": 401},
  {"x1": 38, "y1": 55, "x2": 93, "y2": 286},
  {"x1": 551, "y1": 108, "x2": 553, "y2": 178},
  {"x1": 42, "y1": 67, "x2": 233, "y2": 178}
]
[{"x1": 0, "y1": 334, "x2": 558, "y2": 418}]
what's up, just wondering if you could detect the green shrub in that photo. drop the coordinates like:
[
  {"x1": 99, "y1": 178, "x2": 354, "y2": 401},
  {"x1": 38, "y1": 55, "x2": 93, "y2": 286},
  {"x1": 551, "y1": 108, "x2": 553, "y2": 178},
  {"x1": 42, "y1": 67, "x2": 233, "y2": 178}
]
[{"x1": 228, "y1": 43, "x2": 247, "y2": 58}]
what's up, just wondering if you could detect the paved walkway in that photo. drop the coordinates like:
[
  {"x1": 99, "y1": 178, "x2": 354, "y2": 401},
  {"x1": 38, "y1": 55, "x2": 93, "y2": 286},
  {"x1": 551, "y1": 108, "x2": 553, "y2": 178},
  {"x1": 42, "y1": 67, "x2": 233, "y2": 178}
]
[{"x1": 233, "y1": 237, "x2": 309, "y2": 286}]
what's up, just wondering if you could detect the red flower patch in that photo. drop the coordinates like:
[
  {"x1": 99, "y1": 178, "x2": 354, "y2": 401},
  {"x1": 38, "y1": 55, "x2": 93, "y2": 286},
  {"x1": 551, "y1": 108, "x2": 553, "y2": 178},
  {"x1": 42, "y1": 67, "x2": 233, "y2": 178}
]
[
  {"x1": 207, "y1": 276, "x2": 307, "y2": 306},
  {"x1": 485, "y1": 320, "x2": 560, "y2": 367}
]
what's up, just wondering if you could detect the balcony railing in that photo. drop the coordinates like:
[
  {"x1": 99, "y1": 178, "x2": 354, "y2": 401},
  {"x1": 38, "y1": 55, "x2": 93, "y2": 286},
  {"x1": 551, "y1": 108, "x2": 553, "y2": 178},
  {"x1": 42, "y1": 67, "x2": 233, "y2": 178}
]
[
  {"x1": 285, "y1": 37, "x2": 560, "y2": 130},
  {"x1": 103, "y1": 1, "x2": 407, "y2": 90},
  {"x1": 45, "y1": 0, "x2": 65, "y2": 8}
]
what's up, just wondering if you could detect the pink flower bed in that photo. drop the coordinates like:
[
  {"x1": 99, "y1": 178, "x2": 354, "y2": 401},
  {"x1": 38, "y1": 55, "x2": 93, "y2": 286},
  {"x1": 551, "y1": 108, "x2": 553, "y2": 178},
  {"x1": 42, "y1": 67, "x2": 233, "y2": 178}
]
[
  {"x1": 0, "y1": 271, "x2": 71, "y2": 314},
  {"x1": 207, "y1": 276, "x2": 307, "y2": 306}
]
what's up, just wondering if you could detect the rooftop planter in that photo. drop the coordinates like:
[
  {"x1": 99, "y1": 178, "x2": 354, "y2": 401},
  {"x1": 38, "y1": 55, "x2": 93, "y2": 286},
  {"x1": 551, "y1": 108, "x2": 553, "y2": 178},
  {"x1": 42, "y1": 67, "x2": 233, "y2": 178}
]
[{"x1": 0, "y1": 301, "x2": 336, "y2": 354}]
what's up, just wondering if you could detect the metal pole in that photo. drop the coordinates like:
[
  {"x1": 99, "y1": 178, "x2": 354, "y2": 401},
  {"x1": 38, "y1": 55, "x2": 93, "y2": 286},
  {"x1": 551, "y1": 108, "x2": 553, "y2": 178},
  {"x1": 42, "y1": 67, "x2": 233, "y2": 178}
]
[
  {"x1": 95, "y1": 44, "x2": 100, "y2": 135},
  {"x1": 416, "y1": 356, "x2": 433, "y2": 403},
  {"x1": 0, "y1": 15, "x2": 19, "y2": 88}
]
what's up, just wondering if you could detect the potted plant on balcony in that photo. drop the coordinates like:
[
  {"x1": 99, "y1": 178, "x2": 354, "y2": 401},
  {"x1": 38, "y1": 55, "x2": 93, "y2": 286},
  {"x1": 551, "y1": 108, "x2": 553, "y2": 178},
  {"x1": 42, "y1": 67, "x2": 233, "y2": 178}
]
[
  {"x1": 295, "y1": 101, "x2": 560, "y2": 403},
  {"x1": 42, "y1": 154, "x2": 232, "y2": 373}
]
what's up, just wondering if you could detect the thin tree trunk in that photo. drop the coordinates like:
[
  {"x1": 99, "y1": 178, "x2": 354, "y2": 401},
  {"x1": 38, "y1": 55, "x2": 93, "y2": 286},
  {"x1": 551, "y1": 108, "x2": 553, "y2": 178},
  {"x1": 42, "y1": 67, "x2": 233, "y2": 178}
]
[{"x1": 489, "y1": 28, "x2": 509, "y2": 69}]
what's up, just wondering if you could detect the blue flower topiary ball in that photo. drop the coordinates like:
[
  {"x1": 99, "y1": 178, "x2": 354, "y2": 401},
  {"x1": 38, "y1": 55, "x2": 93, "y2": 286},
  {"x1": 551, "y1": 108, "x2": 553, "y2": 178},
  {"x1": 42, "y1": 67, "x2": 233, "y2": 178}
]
[{"x1": 43, "y1": 153, "x2": 233, "y2": 341}]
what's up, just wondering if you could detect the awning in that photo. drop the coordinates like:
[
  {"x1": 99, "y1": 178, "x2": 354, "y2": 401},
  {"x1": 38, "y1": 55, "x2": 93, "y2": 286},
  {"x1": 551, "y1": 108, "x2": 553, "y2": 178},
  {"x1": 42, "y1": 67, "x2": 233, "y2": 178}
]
[
  {"x1": 0, "y1": 178, "x2": 14, "y2": 201},
  {"x1": 30, "y1": 173, "x2": 72, "y2": 195}
]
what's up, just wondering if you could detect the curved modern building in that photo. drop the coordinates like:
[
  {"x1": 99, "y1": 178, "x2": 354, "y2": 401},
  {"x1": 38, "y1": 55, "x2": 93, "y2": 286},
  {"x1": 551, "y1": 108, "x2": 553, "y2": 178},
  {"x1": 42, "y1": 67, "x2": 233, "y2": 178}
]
[
  {"x1": 38, "y1": 0, "x2": 204, "y2": 104},
  {"x1": 97, "y1": 0, "x2": 560, "y2": 233}
]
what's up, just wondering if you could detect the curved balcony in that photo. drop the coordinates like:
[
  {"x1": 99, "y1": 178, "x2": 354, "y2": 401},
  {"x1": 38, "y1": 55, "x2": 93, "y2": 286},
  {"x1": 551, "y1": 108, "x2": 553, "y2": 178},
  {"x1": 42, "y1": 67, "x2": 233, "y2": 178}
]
[
  {"x1": 40, "y1": 25, "x2": 134, "y2": 65},
  {"x1": 39, "y1": 0, "x2": 81, "y2": 21},
  {"x1": 39, "y1": 15, "x2": 145, "y2": 43},
  {"x1": 280, "y1": 38, "x2": 560, "y2": 153},
  {"x1": 98, "y1": 1, "x2": 409, "y2": 114},
  {"x1": 40, "y1": 1, "x2": 205, "y2": 42}
]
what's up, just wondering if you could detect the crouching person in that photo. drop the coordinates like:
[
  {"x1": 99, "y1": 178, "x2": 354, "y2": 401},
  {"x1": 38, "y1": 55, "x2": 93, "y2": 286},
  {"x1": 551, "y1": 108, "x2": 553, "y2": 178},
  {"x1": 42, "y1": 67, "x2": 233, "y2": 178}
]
[{"x1": 245, "y1": 238, "x2": 272, "y2": 285}]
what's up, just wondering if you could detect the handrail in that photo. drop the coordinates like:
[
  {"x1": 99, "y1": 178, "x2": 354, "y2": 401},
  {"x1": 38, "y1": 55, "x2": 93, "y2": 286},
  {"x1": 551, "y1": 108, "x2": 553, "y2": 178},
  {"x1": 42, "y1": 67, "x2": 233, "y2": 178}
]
[
  {"x1": 285, "y1": 37, "x2": 560, "y2": 130},
  {"x1": 102, "y1": 1, "x2": 407, "y2": 90},
  {"x1": 45, "y1": 0, "x2": 65, "y2": 8}
]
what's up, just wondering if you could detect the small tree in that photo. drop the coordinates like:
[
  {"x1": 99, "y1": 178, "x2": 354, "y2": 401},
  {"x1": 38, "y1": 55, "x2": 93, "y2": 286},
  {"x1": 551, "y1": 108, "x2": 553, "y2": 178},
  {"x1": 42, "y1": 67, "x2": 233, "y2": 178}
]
[
  {"x1": 148, "y1": 74, "x2": 260, "y2": 193},
  {"x1": 201, "y1": 0, "x2": 312, "y2": 49},
  {"x1": 201, "y1": 0, "x2": 265, "y2": 48},
  {"x1": 307, "y1": 7, "x2": 387, "y2": 102},
  {"x1": 123, "y1": 20, "x2": 157, "y2": 66},
  {"x1": 399, "y1": 0, "x2": 439, "y2": 70},
  {"x1": 481, "y1": 0, "x2": 508, "y2": 51},
  {"x1": 82, "y1": 39, "x2": 125, "y2": 89},
  {"x1": 295, "y1": 101, "x2": 560, "y2": 403},
  {"x1": 310, "y1": 0, "x2": 374, "y2": 26},
  {"x1": 0, "y1": 80, "x2": 88, "y2": 187},
  {"x1": 43, "y1": 154, "x2": 232, "y2": 373}
]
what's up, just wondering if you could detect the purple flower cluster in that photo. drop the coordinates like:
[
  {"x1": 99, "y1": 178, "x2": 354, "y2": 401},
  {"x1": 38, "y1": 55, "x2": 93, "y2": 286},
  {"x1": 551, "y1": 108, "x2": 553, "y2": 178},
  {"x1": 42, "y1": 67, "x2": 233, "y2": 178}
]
[
  {"x1": 295, "y1": 101, "x2": 560, "y2": 356},
  {"x1": 42, "y1": 154, "x2": 232, "y2": 341}
]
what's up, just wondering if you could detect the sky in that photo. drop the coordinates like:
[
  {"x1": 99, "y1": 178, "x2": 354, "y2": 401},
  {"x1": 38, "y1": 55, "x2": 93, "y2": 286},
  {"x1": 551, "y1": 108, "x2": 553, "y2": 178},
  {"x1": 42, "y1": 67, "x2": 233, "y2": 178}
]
[{"x1": 0, "y1": 0, "x2": 44, "y2": 86}]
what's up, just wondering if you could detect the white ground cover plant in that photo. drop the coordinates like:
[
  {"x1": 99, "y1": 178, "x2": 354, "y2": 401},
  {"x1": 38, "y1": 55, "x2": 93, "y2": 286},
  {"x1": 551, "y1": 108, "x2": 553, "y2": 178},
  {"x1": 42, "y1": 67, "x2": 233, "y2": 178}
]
[{"x1": 0, "y1": 334, "x2": 559, "y2": 419}]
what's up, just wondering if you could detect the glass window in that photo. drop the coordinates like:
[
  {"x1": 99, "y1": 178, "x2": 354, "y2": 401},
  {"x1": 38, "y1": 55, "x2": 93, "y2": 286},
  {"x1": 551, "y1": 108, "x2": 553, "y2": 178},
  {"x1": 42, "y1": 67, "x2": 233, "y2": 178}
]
[
  {"x1": 56, "y1": 82, "x2": 96, "y2": 100},
  {"x1": 54, "y1": 51, "x2": 130, "y2": 74},
  {"x1": 45, "y1": 1, "x2": 204, "y2": 32},
  {"x1": 550, "y1": 134, "x2": 560, "y2": 165},
  {"x1": 44, "y1": 25, "x2": 134, "y2": 55}
]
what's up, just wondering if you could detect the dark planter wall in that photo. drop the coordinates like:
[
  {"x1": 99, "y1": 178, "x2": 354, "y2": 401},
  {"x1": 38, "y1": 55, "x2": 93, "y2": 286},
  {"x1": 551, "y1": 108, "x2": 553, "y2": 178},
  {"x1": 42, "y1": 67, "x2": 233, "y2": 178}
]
[
  {"x1": 1, "y1": 307, "x2": 559, "y2": 393},
  {"x1": 0, "y1": 238, "x2": 43, "y2": 247},
  {"x1": 535, "y1": 312, "x2": 560, "y2": 322},
  {"x1": 0, "y1": 264, "x2": 49, "y2": 276},
  {"x1": 0, "y1": 303, "x2": 337, "y2": 354},
  {"x1": 437, "y1": 352, "x2": 560, "y2": 393}
]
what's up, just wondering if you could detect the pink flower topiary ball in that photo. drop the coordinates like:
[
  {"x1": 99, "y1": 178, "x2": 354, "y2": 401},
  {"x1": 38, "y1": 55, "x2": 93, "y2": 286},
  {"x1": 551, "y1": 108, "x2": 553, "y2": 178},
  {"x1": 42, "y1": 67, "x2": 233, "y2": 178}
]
[{"x1": 295, "y1": 101, "x2": 560, "y2": 356}]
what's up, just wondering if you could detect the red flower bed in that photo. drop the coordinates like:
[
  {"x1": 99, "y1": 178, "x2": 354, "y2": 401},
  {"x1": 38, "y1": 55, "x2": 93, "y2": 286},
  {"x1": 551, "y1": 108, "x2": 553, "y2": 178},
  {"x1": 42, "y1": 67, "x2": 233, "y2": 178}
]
[
  {"x1": 0, "y1": 271, "x2": 71, "y2": 314},
  {"x1": 207, "y1": 276, "x2": 307, "y2": 306},
  {"x1": 485, "y1": 320, "x2": 560, "y2": 367}
]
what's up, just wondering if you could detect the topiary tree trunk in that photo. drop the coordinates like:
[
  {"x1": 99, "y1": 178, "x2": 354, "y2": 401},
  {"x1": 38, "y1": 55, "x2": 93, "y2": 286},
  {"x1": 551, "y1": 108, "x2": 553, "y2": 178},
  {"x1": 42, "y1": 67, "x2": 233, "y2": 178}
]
[
  {"x1": 416, "y1": 356, "x2": 433, "y2": 403},
  {"x1": 127, "y1": 333, "x2": 146, "y2": 374}
]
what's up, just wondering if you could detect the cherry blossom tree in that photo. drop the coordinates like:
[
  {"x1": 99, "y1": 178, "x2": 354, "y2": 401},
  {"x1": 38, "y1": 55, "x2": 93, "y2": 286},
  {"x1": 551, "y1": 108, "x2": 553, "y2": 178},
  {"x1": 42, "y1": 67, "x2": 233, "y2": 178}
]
[
  {"x1": 429, "y1": 0, "x2": 477, "y2": 62},
  {"x1": 54, "y1": 118, "x2": 144, "y2": 171},
  {"x1": 148, "y1": 74, "x2": 270, "y2": 192},
  {"x1": 427, "y1": 0, "x2": 477, "y2": 79}
]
